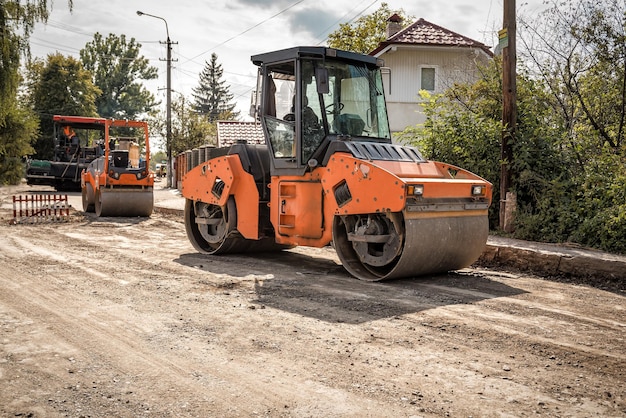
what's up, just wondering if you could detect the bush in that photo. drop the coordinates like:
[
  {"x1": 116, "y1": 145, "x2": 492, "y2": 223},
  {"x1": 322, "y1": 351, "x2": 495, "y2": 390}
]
[
  {"x1": 399, "y1": 63, "x2": 626, "y2": 255},
  {"x1": 0, "y1": 104, "x2": 38, "y2": 185}
]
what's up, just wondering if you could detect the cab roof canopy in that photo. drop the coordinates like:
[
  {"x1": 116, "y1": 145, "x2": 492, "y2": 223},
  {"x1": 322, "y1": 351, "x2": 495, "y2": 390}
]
[{"x1": 251, "y1": 46, "x2": 380, "y2": 67}]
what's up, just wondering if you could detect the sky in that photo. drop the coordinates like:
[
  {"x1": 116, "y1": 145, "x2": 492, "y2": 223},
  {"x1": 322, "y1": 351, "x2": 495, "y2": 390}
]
[{"x1": 29, "y1": 0, "x2": 548, "y2": 123}]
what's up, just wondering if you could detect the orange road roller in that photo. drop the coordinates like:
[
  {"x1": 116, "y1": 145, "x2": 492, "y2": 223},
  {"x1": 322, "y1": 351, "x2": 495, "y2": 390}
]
[
  {"x1": 182, "y1": 47, "x2": 492, "y2": 280},
  {"x1": 77, "y1": 116, "x2": 153, "y2": 217}
]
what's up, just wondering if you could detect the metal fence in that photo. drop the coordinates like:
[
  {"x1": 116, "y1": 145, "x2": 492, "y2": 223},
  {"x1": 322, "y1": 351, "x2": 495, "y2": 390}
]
[{"x1": 12, "y1": 194, "x2": 70, "y2": 224}]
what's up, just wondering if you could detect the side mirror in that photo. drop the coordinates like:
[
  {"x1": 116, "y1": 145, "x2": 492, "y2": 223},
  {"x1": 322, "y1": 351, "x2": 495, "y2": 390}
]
[{"x1": 315, "y1": 67, "x2": 329, "y2": 94}]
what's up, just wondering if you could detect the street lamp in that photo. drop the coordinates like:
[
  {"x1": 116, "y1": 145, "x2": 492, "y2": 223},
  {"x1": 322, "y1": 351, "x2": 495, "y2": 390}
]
[{"x1": 137, "y1": 10, "x2": 174, "y2": 188}]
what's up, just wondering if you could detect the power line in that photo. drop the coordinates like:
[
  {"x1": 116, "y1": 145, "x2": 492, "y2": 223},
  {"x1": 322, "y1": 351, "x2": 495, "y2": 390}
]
[
  {"x1": 313, "y1": 0, "x2": 376, "y2": 44},
  {"x1": 181, "y1": 0, "x2": 306, "y2": 67},
  {"x1": 43, "y1": 19, "x2": 95, "y2": 37},
  {"x1": 345, "y1": 0, "x2": 379, "y2": 26},
  {"x1": 30, "y1": 38, "x2": 81, "y2": 55},
  {"x1": 200, "y1": 0, "x2": 379, "y2": 112}
]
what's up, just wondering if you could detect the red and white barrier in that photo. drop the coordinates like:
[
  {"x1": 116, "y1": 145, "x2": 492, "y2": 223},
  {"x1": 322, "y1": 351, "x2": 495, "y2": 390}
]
[{"x1": 12, "y1": 194, "x2": 70, "y2": 224}]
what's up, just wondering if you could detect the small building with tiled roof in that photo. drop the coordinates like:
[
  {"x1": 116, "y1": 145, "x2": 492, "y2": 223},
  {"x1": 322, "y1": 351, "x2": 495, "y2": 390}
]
[
  {"x1": 371, "y1": 16, "x2": 493, "y2": 57},
  {"x1": 216, "y1": 120, "x2": 265, "y2": 147},
  {"x1": 370, "y1": 16, "x2": 493, "y2": 133}
]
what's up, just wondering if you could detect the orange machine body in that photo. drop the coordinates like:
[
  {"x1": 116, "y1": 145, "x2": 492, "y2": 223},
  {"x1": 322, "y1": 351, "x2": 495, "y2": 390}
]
[{"x1": 182, "y1": 151, "x2": 492, "y2": 248}]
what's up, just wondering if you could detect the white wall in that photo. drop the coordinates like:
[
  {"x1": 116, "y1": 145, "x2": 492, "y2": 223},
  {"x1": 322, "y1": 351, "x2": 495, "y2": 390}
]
[
  {"x1": 386, "y1": 101, "x2": 426, "y2": 132},
  {"x1": 380, "y1": 46, "x2": 490, "y2": 133}
]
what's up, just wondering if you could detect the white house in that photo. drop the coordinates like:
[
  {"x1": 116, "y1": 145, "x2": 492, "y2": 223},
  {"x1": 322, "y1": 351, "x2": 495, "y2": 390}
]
[{"x1": 370, "y1": 15, "x2": 493, "y2": 133}]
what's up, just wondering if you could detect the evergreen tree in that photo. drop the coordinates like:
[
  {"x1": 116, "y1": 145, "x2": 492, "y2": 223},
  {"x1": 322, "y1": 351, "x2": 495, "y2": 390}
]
[{"x1": 192, "y1": 53, "x2": 239, "y2": 122}]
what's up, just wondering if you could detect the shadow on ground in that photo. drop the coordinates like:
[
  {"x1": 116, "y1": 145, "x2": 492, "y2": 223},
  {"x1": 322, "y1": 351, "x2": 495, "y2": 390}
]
[{"x1": 175, "y1": 249, "x2": 527, "y2": 324}]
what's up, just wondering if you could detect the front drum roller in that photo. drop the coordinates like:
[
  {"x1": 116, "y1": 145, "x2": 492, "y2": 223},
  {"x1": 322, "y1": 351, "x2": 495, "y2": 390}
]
[
  {"x1": 184, "y1": 197, "x2": 288, "y2": 254},
  {"x1": 95, "y1": 188, "x2": 153, "y2": 217},
  {"x1": 332, "y1": 212, "x2": 489, "y2": 281}
]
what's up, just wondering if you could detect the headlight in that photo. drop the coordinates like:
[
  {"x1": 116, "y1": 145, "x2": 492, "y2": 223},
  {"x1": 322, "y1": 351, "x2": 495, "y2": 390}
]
[
  {"x1": 471, "y1": 185, "x2": 485, "y2": 196},
  {"x1": 407, "y1": 184, "x2": 424, "y2": 196}
]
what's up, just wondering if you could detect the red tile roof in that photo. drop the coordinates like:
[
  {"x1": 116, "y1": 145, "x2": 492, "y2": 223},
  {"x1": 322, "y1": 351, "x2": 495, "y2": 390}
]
[
  {"x1": 216, "y1": 120, "x2": 265, "y2": 147},
  {"x1": 371, "y1": 18, "x2": 493, "y2": 56}
]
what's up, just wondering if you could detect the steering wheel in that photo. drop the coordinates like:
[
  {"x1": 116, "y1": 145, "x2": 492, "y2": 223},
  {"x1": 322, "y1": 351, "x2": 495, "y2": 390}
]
[{"x1": 325, "y1": 102, "x2": 344, "y2": 115}]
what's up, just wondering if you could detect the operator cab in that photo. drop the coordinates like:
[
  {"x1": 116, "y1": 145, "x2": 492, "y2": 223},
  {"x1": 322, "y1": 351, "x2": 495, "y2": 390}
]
[{"x1": 251, "y1": 47, "x2": 392, "y2": 175}]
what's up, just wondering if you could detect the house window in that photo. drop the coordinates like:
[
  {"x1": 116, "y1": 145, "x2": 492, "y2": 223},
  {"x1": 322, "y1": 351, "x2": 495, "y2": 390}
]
[{"x1": 420, "y1": 66, "x2": 436, "y2": 91}]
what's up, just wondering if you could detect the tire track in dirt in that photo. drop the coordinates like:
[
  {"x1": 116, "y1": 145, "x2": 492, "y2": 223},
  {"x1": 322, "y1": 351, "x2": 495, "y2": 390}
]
[{"x1": 0, "y1": 223, "x2": 412, "y2": 416}]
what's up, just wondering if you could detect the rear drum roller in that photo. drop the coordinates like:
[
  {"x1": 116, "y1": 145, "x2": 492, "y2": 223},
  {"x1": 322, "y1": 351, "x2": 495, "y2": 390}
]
[
  {"x1": 185, "y1": 198, "x2": 289, "y2": 255},
  {"x1": 332, "y1": 212, "x2": 489, "y2": 281},
  {"x1": 332, "y1": 213, "x2": 404, "y2": 281},
  {"x1": 185, "y1": 198, "x2": 239, "y2": 254}
]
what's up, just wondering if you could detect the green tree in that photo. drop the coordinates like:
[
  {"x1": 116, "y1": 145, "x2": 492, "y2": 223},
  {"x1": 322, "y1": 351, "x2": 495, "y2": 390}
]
[
  {"x1": 154, "y1": 95, "x2": 216, "y2": 156},
  {"x1": 399, "y1": 60, "x2": 569, "y2": 232},
  {"x1": 192, "y1": 53, "x2": 239, "y2": 122},
  {"x1": 520, "y1": 0, "x2": 625, "y2": 160},
  {"x1": 26, "y1": 53, "x2": 100, "y2": 159},
  {"x1": 172, "y1": 95, "x2": 216, "y2": 154},
  {"x1": 516, "y1": 0, "x2": 626, "y2": 252},
  {"x1": 327, "y1": 3, "x2": 413, "y2": 54},
  {"x1": 0, "y1": 4, "x2": 20, "y2": 123},
  {"x1": 0, "y1": 105, "x2": 39, "y2": 185},
  {"x1": 0, "y1": 0, "x2": 72, "y2": 184},
  {"x1": 150, "y1": 150, "x2": 167, "y2": 168},
  {"x1": 1, "y1": 0, "x2": 72, "y2": 119},
  {"x1": 80, "y1": 32, "x2": 158, "y2": 119}
]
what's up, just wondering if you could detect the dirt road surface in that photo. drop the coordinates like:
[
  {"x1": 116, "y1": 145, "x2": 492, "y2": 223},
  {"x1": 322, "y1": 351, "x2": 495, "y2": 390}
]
[{"x1": 1, "y1": 182, "x2": 624, "y2": 417}]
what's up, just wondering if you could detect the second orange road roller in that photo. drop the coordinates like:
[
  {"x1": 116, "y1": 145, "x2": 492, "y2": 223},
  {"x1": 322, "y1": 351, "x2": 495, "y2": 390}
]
[
  {"x1": 181, "y1": 46, "x2": 492, "y2": 281},
  {"x1": 78, "y1": 116, "x2": 154, "y2": 217}
]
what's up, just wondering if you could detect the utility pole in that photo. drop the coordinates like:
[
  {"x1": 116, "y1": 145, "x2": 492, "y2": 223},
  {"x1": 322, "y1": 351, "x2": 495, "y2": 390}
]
[
  {"x1": 500, "y1": 0, "x2": 516, "y2": 231},
  {"x1": 136, "y1": 10, "x2": 177, "y2": 188},
  {"x1": 164, "y1": 34, "x2": 173, "y2": 188}
]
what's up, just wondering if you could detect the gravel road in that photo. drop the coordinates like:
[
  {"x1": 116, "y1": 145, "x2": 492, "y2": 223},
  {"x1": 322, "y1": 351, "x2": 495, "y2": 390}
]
[{"x1": 0, "y1": 183, "x2": 624, "y2": 417}]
